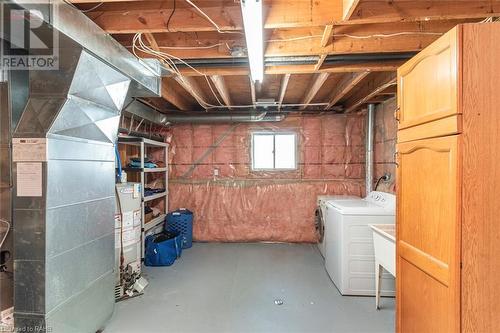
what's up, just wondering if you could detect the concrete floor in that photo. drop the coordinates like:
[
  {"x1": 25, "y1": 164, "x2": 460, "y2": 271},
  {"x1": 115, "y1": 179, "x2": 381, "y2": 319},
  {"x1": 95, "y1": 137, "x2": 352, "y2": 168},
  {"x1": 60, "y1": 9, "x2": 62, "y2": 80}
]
[{"x1": 104, "y1": 243, "x2": 395, "y2": 333}]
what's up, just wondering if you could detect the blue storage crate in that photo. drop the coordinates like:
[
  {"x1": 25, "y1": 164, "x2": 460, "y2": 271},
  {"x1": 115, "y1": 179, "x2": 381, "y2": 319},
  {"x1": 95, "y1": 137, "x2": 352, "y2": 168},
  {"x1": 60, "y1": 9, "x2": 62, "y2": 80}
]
[{"x1": 165, "y1": 208, "x2": 193, "y2": 249}]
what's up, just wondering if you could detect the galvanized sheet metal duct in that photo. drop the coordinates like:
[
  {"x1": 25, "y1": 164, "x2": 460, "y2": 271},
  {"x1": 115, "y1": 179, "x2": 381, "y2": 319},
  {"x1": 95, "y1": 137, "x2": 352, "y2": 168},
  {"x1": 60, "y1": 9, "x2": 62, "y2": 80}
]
[
  {"x1": 123, "y1": 99, "x2": 286, "y2": 124},
  {"x1": 3, "y1": 0, "x2": 161, "y2": 97},
  {"x1": 366, "y1": 104, "x2": 375, "y2": 195},
  {"x1": 12, "y1": 45, "x2": 130, "y2": 332}
]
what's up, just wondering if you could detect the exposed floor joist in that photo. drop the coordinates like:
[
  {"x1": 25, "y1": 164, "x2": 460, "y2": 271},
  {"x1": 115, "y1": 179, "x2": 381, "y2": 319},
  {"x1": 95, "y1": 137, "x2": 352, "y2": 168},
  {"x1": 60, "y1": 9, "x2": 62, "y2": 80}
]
[
  {"x1": 343, "y1": 72, "x2": 397, "y2": 112},
  {"x1": 300, "y1": 73, "x2": 330, "y2": 110},
  {"x1": 161, "y1": 78, "x2": 194, "y2": 111},
  {"x1": 325, "y1": 71, "x2": 370, "y2": 110},
  {"x1": 342, "y1": 0, "x2": 500, "y2": 24},
  {"x1": 174, "y1": 76, "x2": 210, "y2": 109},
  {"x1": 210, "y1": 75, "x2": 233, "y2": 109},
  {"x1": 85, "y1": 1, "x2": 342, "y2": 33}
]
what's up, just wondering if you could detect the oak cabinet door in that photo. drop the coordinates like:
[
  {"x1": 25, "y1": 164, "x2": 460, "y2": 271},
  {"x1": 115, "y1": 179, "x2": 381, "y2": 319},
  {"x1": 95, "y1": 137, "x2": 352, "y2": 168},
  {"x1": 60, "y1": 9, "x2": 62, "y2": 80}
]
[
  {"x1": 397, "y1": 27, "x2": 459, "y2": 132},
  {"x1": 396, "y1": 135, "x2": 460, "y2": 333}
]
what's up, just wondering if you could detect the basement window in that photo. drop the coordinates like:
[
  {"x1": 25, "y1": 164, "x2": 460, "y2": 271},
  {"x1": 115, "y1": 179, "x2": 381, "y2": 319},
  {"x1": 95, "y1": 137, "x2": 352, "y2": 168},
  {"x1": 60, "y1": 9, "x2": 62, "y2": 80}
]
[{"x1": 251, "y1": 132, "x2": 297, "y2": 170}]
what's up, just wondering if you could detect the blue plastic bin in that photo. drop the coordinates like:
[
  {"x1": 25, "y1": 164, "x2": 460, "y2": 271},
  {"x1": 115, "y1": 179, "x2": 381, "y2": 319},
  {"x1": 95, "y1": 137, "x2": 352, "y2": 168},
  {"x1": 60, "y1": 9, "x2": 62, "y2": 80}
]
[
  {"x1": 144, "y1": 231, "x2": 182, "y2": 266},
  {"x1": 165, "y1": 208, "x2": 193, "y2": 249}
]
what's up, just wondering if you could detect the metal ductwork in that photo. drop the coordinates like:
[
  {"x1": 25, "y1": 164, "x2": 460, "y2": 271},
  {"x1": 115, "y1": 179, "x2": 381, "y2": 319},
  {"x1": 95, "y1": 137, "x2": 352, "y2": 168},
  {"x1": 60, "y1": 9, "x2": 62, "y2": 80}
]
[
  {"x1": 0, "y1": 1, "x2": 162, "y2": 332},
  {"x1": 3, "y1": 0, "x2": 161, "y2": 97},
  {"x1": 366, "y1": 104, "x2": 375, "y2": 195},
  {"x1": 11, "y1": 47, "x2": 129, "y2": 333},
  {"x1": 123, "y1": 99, "x2": 287, "y2": 124}
]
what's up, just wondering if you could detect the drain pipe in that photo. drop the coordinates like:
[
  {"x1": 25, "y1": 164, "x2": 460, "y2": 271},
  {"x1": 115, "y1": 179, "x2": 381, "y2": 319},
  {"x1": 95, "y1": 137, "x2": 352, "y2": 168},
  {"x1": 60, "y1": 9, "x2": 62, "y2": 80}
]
[{"x1": 366, "y1": 104, "x2": 375, "y2": 195}]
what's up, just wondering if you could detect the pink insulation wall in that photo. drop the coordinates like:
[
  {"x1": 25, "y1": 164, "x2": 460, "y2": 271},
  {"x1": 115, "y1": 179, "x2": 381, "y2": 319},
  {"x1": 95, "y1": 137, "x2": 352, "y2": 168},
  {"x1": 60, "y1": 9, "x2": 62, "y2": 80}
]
[
  {"x1": 168, "y1": 114, "x2": 366, "y2": 243},
  {"x1": 374, "y1": 98, "x2": 397, "y2": 193}
]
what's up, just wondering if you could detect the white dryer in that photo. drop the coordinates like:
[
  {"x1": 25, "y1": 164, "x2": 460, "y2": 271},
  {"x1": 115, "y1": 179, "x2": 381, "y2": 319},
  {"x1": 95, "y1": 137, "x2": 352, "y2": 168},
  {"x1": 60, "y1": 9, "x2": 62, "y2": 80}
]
[
  {"x1": 315, "y1": 195, "x2": 359, "y2": 258},
  {"x1": 324, "y1": 191, "x2": 396, "y2": 296}
]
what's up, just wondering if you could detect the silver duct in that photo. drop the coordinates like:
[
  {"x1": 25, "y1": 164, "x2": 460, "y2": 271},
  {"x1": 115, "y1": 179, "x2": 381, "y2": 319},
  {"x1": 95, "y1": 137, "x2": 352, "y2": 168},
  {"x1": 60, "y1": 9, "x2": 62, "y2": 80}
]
[
  {"x1": 12, "y1": 46, "x2": 130, "y2": 333},
  {"x1": 124, "y1": 99, "x2": 286, "y2": 124},
  {"x1": 366, "y1": 104, "x2": 375, "y2": 195},
  {"x1": 3, "y1": 0, "x2": 161, "y2": 97}
]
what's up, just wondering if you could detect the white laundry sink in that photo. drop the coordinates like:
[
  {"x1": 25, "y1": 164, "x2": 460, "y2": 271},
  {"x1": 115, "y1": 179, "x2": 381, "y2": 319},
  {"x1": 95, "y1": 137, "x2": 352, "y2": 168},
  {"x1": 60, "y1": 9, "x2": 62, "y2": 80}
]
[{"x1": 370, "y1": 224, "x2": 396, "y2": 309}]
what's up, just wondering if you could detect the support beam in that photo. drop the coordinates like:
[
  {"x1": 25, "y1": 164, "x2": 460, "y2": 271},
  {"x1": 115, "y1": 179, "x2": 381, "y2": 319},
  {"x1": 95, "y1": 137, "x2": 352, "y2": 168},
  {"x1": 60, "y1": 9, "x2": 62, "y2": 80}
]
[
  {"x1": 278, "y1": 74, "x2": 291, "y2": 110},
  {"x1": 325, "y1": 71, "x2": 369, "y2": 110},
  {"x1": 300, "y1": 72, "x2": 330, "y2": 110},
  {"x1": 161, "y1": 78, "x2": 193, "y2": 111},
  {"x1": 343, "y1": 72, "x2": 397, "y2": 113},
  {"x1": 176, "y1": 61, "x2": 403, "y2": 76},
  {"x1": 210, "y1": 75, "x2": 233, "y2": 109}
]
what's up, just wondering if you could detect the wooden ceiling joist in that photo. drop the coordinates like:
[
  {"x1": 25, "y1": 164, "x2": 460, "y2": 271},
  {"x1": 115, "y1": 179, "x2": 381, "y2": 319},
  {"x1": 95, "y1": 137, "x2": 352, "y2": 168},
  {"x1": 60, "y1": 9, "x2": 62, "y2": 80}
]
[
  {"x1": 300, "y1": 73, "x2": 330, "y2": 110},
  {"x1": 249, "y1": 76, "x2": 256, "y2": 107},
  {"x1": 278, "y1": 74, "x2": 291, "y2": 109},
  {"x1": 343, "y1": 72, "x2": 397, "y2": 113},
  {"x1": 118, "y1": 19, "x2": 476, "y2": 59},
  {"x1": 210, "y1": 75, "x2": 233, "y2": 109},
  {"x1": 325, "y1": 71, "x2": 369, "y2": 110},
  {"x1": 161, "y1": 78, "x2": 193, "y2": 111},
  {"x1": 174, "y1": 76, "x2": 210, "y2": 109},
  {"x1": 87, "y1": 1, "x2": 342, "y2": 34},
  {"x1": 343, "y1": 0, "x2": 500, "y2": 24}
]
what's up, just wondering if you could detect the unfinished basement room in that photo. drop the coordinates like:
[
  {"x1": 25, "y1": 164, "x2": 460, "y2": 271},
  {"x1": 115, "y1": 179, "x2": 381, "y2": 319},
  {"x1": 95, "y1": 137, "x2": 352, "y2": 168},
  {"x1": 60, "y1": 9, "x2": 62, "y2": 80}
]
[{"x1": 1, "y1": 0, "x2": 500, "y2": 332}]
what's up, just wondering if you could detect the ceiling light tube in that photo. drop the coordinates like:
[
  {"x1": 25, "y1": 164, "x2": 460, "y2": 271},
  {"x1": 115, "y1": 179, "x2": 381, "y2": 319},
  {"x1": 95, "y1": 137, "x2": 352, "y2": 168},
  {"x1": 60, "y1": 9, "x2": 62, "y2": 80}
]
[{"x1": 241, "y1": 0, "x2": 264, "y2": 82}]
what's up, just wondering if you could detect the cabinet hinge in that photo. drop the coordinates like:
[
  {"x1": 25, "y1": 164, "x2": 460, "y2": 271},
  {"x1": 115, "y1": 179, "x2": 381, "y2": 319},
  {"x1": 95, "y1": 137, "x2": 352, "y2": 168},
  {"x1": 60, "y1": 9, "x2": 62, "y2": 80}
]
[{"x1": 394, "y1": 151, "x2": 400, "y2": 167}]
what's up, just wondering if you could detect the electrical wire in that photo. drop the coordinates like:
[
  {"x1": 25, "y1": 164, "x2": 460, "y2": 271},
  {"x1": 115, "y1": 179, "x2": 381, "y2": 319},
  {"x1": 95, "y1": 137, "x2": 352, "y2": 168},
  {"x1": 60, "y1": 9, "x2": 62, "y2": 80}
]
[
  {"x1": 333, "y1": 31, "x2": 443, "y2": 39},
  {"x1": 166, "y1": 0, "x2": 176, "y2": 32},
  {"x1": 63, "y1": 0, "x2": 104, "y2": 13},
  {"x1": 80, "y1": 2, "x2": 104, "y2": 13},
  {"x1": 0, "y1": 219, "x2": 10, "y2": 249},
  {"x1": 183, "y1": 0, "x2": 243, "y2": 35}
]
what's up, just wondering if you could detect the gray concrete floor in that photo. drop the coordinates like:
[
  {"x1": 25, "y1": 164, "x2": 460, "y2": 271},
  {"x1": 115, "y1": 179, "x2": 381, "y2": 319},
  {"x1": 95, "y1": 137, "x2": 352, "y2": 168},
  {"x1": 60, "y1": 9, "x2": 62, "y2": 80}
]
[{"x1": 104, "y1": 243, "x2": 395, "y2": 333}]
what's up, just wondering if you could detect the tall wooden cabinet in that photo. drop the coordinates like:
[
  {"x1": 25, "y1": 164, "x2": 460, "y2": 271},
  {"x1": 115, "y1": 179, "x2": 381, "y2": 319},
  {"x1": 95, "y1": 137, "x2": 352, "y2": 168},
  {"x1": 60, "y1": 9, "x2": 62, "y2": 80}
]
[{"x1": 396, "y1": 24, "x2": 500, "y2": 332}]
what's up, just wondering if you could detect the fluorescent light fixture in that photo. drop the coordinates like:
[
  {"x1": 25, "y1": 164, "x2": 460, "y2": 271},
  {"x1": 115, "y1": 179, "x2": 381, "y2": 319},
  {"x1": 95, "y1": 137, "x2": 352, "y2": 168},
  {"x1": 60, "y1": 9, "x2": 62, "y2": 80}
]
[{"x1": 241, "y1": 0, "x2": 264, "y2": 82}]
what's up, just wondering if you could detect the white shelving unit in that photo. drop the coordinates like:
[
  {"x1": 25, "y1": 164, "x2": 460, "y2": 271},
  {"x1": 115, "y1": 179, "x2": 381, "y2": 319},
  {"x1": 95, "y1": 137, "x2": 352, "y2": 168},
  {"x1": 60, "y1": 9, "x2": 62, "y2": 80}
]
[{"x1": 117, "y1": 136, "x2": 168, "y2": 257}]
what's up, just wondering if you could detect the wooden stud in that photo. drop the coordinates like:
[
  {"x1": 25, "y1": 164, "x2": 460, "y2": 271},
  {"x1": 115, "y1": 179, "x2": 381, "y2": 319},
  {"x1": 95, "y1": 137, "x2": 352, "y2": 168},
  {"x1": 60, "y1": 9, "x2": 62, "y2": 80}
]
[
  {"x1": 325, "y1": 71, "x2": 370, "y2": 110},
  {"x1": 300, "y1": 72, "x2": 330, "y2": 110}
]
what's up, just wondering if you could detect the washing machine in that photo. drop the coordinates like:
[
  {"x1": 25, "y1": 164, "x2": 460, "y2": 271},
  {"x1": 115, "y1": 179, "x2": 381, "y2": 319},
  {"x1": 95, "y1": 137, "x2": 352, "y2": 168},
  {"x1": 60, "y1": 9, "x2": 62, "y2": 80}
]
[
  {"x1": 315, "y1": 195, "x2": 359, "y2": 258},
  {"x1": 324, "y1": 191, "x2": 396, "y2": 296}
]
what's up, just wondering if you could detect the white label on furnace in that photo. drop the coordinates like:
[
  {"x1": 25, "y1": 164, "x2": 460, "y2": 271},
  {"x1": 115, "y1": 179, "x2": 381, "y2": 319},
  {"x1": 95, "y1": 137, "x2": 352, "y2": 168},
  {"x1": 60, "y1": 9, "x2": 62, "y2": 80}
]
[
  {"x1": 13, "y1": 138, "x2": 47, "y2": 162},
  {"x1": 133, "y1": 209, "x2": 141, "y2": 227},
  {"x1": 122, "y1": 211, "x2": 134, "y2": 230},
  {"x1": 16, "y1": 162, "x2": 42, "y2": 197}
]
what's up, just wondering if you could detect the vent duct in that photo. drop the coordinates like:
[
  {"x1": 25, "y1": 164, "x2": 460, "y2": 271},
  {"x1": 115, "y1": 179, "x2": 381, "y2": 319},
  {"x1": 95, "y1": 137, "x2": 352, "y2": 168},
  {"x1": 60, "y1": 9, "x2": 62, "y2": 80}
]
[
  {"x1": 124, "y1": 100, "x2": 287, "y2": 124},
  {"x1": 1, "y1": 1, "x2": 161, "y2": 332}
]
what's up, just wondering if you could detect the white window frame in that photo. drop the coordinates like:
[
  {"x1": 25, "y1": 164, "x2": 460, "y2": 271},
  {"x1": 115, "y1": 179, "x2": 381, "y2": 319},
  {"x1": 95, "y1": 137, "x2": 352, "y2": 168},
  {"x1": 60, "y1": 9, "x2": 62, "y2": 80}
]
[{"x1": 251, "y1": 131, "x2": 298, "y2": 171}]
